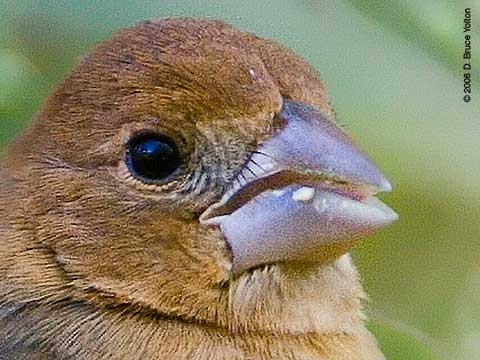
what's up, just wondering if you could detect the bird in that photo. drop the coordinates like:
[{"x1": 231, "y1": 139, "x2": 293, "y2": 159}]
[{"x1": 0, "y1": 18, "x2": 397, "y2": 359}]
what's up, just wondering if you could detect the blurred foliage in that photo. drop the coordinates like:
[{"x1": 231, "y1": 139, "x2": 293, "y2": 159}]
[
  {"x1": 368, "y1": 320, "x2": 443, "y2": 360},
  {"x1": 0, "y1": 1, "x2": 479, "y2": 359},
  {"x1": 346, "y1": 0, "x2": 480, "y2": 81}
]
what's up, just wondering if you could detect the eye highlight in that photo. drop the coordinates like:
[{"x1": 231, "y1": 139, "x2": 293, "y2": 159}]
[{"x1": 126, "y1": 133, "x2": 182, "y2": 183}]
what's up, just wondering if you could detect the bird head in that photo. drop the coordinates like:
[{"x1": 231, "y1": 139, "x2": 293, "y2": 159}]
[{"x1": 3, "y1": 18, "x2": 397, "y2": 334}]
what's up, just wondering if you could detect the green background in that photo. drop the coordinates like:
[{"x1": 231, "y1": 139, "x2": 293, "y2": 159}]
[{"x1": 1, "y1": 1, "x2": 478, "y2": 359}]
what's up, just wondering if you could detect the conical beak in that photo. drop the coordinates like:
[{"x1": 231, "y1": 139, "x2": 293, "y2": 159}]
[{"x1": 201, "y1": 99, "x2": 398, "y2": 273}]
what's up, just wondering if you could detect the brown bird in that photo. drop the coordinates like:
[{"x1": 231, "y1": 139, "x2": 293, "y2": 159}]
[{"x1": 0, "y1": 18, "x2": 397, "y2": 359}]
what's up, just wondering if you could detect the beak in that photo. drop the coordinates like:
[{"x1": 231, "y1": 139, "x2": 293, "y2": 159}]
[{"x1": 201, "y1": 99, "x2": 398, "y2": 273}]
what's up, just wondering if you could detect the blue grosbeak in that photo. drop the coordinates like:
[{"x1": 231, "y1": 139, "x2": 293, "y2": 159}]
[{"x1": 0, "y1": 18, "x2": 396, "y2": 359}]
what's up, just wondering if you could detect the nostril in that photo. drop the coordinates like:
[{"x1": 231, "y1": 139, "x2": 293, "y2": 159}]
[{"x1": 272, "y1": 114, "x2": 287, "y2": 132}]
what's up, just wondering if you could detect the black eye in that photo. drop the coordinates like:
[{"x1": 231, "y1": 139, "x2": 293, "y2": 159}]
[{"x1": 126, "y1": 133, "x2": 182, "y2": 182}]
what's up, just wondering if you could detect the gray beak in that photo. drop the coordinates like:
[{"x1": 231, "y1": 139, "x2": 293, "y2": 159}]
[{"x1": 201, "y1": 99, "x2": 398, "y2": 273}]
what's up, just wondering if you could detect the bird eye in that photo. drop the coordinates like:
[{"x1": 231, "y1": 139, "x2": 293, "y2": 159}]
[{"x1": 126, "y1": 133, "x2": 182, "y2": 182}]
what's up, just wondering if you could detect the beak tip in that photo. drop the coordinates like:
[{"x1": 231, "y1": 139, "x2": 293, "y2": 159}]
[{"x1": 377, "y1": 175, "x2": 393, "y2": 193}]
